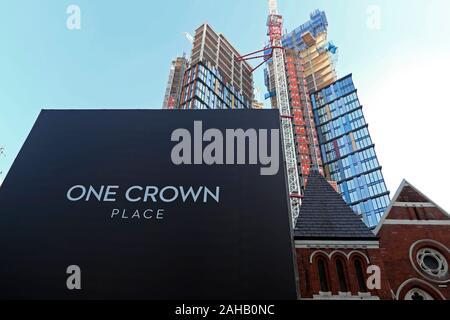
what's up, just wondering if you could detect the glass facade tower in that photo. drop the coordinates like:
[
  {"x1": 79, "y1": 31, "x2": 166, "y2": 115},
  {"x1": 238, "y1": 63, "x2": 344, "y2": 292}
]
[
  {"x1": 179, "y1": 61, "x2": 251, "y2": 110},
  {"x1": 310, "y1": 74, "x2": 390, "y2": 227}
]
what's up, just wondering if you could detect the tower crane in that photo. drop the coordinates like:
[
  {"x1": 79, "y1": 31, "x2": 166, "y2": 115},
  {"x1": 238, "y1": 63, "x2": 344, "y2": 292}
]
[
  {"x1": 236, "y1": 0, "x2": 302, "y2": 224},
  {"x1": 267, "y1": 0, "x2": 302, "y2": 224}
]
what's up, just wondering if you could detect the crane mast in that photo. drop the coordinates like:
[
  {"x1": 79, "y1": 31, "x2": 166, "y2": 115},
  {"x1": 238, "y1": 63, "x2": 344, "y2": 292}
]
[
  {"x1": 267, "y1": 0, "x2": 302, "y2": 224},
  {"x1": 235, "y1": 0, "x2": 303, "y2": 224}
]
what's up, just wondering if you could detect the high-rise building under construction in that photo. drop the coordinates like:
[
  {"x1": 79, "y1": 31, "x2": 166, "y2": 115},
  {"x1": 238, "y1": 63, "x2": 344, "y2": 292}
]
[
  {"x1": 162, "y1": 56, "x2": 188, "y2": 109},
  {"x1": 264, "y1": 9, "x2": 389, "y2": 226},
  {"x1": 178, "y1": 24, "x2": 254, "y2": 110},
  {"x1": 282, "y1": 10, "x2": 337, "y2": 93},
  {"x1": 264, "y1": 10, "x2": 337, "y2": 190}
]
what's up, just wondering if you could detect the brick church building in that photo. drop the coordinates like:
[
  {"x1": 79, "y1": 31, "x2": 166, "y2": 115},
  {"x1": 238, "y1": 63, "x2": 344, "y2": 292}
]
[{"x1": 294, "y1": 171, "x2": 450, "y2": 300}]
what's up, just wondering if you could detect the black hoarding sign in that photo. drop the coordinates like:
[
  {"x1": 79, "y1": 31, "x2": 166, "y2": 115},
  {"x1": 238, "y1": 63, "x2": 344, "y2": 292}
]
[{"x1": 0, "y1": 109, "x2": 297, "y2": 300}]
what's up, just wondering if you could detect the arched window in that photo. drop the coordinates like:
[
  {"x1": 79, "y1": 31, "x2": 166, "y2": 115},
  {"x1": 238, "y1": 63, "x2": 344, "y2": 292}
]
[
  {"x1": 317, "y1": 258, "x2": 330, "y2": 292},
  {"x1": 354, "y1": 258, "x2": 367, "y2": 292},
  {"x1": 336, "y1": 258, "x2": 348, "y2": 292}
]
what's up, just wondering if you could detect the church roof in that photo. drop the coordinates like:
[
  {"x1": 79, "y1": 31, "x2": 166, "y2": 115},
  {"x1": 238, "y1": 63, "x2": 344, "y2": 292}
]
[{"x1": 294, "y1": 171, "x2": 377, "y2": 241}]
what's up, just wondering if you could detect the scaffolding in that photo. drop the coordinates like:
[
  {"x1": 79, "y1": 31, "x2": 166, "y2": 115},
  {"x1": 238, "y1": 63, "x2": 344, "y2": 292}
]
[
  {"x1": 282, "y1": 10, "x2": 337, "y2": 93},
  {"x1": 162, "y1": 56, "x2": 189, "y2": 109}
]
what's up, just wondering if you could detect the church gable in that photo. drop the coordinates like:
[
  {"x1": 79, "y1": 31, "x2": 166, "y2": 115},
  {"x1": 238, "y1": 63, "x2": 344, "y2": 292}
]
[{"x1": 375, "y1": 180, "x2": 450, "y2": 235}]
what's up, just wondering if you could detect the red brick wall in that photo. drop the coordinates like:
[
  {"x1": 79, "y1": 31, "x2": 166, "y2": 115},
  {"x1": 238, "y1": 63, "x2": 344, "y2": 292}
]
[
  {"x1": 388, "y1": 206, "x2": 449, "y2": 221},
  {"x1": 378, "y1": 224, "x2": 450, "y2": 300},
  {"x1": 295, "y1": 247, "x2": 392, "y2": 299}
]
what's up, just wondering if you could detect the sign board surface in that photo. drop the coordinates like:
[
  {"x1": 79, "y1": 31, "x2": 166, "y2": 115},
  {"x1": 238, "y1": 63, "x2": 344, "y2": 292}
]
[{"x1": 0, "y1": 109, "x2": 297, "y2": 300}]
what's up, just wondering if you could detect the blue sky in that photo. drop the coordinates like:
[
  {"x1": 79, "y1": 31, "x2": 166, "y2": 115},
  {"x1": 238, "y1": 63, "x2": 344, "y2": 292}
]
[{"x1": 1, "y1": 0, "x2": 450, "y2": 211}]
